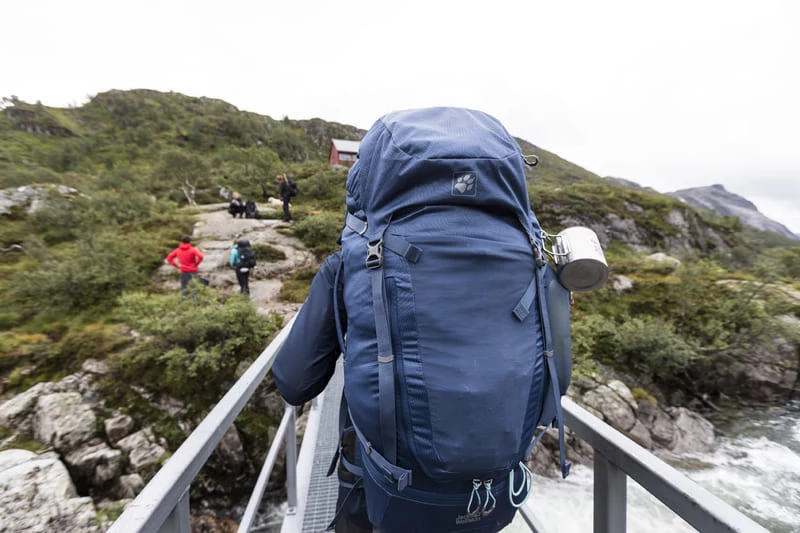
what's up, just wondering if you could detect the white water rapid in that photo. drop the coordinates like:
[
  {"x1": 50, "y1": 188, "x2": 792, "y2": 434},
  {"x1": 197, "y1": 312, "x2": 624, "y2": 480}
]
[
  {"x1": 257, "y1": 403, "x2": 800, "y2": 532},
  {"x1": 506, "y1": 402, "x2": 800, "y2": 532}
]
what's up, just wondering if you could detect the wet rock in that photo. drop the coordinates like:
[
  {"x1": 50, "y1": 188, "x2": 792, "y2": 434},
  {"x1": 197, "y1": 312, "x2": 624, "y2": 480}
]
[
  {"x1": 113, "y1": 474, "x2": 144, "y2": 499},
  {"x1": 627, "y1": 419, "x2": 653, "y2": 450},
  {"x1": 65, "y1": 441, "x2": 122, "y2": 490},
  {"x1": 669, "y1": 407, "x2": 715, "y2": 454},
  {"x1": 637, "y1": 400, "x2": 676, "y2": 448},
  {"x1": 607, "y1": 380, "x2": 637, "y2": 412},
  {"x1": 104, "y1": 414, "x2": 135, "y2": 445},
  {"x1": 115, "y1": 428, "x2": 167, "y2": 472},
  {"x1": 211, "y1": 425, "x2": 245, "y2": 474},
  {"x1": 0, "y1": 449, "x2": 99, "y2": 533},
  {"x1": 581, "y1": 384, "x2": 636, "y2": 432},
  {"x1": 33, "y1": 392, "x2": 96, "y2": 453}
]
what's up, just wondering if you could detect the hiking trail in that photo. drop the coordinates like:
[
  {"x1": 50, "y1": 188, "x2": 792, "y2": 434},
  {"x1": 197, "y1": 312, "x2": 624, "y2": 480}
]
[{"x1": 156, "y1": 203, "x2": 316, "y2": 321}]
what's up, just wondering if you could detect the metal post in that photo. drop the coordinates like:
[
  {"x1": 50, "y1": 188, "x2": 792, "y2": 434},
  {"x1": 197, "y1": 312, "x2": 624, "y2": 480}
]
[
  {"x1": 238, "y1": 407, "x2": 295, "y2": 533},
  {"x1": 284, "y1": 404, "x2": 298, "y2": 515},
  {"x1": 158, "y1": 489, "x2": 190, "y2": 533},
  {"x1": 594, "y1": 452, "x2": 627, "y2": 533}
]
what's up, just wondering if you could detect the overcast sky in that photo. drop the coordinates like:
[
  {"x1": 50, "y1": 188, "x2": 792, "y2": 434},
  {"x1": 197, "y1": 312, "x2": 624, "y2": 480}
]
[{"x1": 3, "y1": 0, "x2": 799, "y2": 233}]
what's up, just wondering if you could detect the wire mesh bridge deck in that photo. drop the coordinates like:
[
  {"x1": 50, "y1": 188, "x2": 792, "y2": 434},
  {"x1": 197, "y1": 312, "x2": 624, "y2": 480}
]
[{"x1": 108, "y1": 316, "x2": 769, "y2": 533}]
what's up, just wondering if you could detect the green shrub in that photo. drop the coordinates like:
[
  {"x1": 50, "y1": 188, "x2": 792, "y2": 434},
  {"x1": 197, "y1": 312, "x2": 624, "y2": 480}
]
[
  {"x1": 299, "y1": 169, "x2": 348, "y2": 211},
  {"x1": 113, "y1": 289, "x2": 281, "y2": 409},
  {"x1": 253, "y1": 243, "x2": 286, "y2": 262},
  {"x1": 293, "y1": 212, "x2": 343, "y2": 257},
  {"x1": 631, "y1": 387, "x2": 657, "y2": 405},
  {"x1": 9, "y1": 231, "x2": 150, "y2": 317},
  {"x1": 279, "y1": 267, "x2": 318, "y2": 303},
  {"x1": 615, "y1": 315, "x2": 698, "y2": 379}
]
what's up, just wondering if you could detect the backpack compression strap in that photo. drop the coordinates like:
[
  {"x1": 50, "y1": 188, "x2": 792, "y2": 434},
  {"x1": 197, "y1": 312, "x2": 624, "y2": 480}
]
[
  {"x1": 343, "y1": 214, "x2": 421, "y2": 490},
  {"x1": 365, "y1": 229, "x2": 398, "y2": 466},
  {"x1": 529, "y1": 263, "x2": 572, "y2": 479}
]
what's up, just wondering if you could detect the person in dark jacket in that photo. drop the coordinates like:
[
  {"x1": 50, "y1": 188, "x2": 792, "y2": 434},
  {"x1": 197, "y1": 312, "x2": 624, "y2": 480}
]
[
  {"x1": 273, "y1": 251, "x2": 371, "y2": 533},
  {"x1": 166, "y1": 236, "x2": 204, "y2": 296},
  {"x1": 229, "y1": 239, "x2": 251, "y2": 295},
  {"x1": 276, "y1": 174, "x2": 292, "y2": 222},
  {"x1": 229, "y1": 192, "x2": 245, "y2": 218}
]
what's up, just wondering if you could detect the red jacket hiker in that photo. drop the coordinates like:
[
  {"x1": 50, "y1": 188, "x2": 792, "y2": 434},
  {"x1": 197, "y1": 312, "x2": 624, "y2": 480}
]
[{"x1": 167, "y1": 242, "x2": 204, "y2": 273}]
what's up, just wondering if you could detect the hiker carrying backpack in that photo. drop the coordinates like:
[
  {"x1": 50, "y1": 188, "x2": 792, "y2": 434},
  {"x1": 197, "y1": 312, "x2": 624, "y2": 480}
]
[
  {"x1": 235, "y1": 239, "x2": 256, "y2": 269},
  {"x1": 244, "y1": 199, "x2": 258, "y2": 219},
  {"x1": 286, "y1": 175, "x2": 299, "y2": 197},
  {"x1": 273, "y1": 107, "x2": 573, "y2": 533}
]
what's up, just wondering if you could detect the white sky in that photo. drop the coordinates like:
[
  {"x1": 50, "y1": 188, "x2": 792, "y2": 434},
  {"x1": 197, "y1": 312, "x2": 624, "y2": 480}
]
[{"x1": 3, "y1": 0, "x2": 799, "y2": 233}]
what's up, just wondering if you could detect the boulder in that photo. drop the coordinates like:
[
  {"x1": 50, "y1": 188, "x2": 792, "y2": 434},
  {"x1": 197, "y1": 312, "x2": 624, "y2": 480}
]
[
  {"x1": 0, "y1": 382, "x2": 47, "y2": 434},
  {"x1": 33, "y1": 392, "x2": 96, "y2": 453},
  {"x1": 637, "y1": 400, "x2": 676, "y2": 448},
  {"x1": 53, "y1": 372, "x2": 105, "y2": 409},
  {"x1": 65, "y1": 442, "x2": 123, "y2": 490},
  {"x1": 104, "y1": 414, "x2": 135, "y2": 445},
  {"x1": 627, "y1": 420, "x2": 653, "y2": 450},
  {"x1": 81, "y1": 359, "x2": 109, "y2": 375},
  {"x1": 612, "y1": 275, "x2": 634, "y2": 293},
  {"x1": 115, "y1": 428, "x2": 167, "y2": 472},
  {"x1": 581, "y1": 384, "x2": 636, "y2": 432},
  {"x1": 210, "y1": 424, "x2": 245, "y2": 474},
  {"x1": 669, "y1": 407, "x2": 716, "y2": 454},
  {"x1": 0, "y1": 184, "x2": 80, "y2": 216},
  {"x1": 645, "y1": 252, "x2": 681, "y2": 266},
  {"x1": 0, "y1": 449, "x2": 99, "y2": 533},
  {"x1": 113, "y1": 473, "x2": 144, "y2": 500},
  {"x1": 607, "y1": 380, "x2": 637, "y2": 411}
]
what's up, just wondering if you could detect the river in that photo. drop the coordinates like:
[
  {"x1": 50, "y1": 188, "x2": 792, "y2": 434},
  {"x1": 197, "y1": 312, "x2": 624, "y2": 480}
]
[
  {"x1": 257, "y1": 402, "x2": 800, "y2": 532},
  {"x1": 505, "y1": 401, "x2": 800, "y2": 532}
]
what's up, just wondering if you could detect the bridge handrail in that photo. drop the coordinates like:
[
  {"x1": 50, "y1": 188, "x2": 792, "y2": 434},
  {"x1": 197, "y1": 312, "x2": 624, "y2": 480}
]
[
  {"x1": 560, "y1": 396, "x2": 768, "y2": 533},
  {"x1": 108, "y1": 314, "x2": 297, "y2": 533},
  {"x1": 109, "y1": 310, "x2": 769, "y2": 533}
]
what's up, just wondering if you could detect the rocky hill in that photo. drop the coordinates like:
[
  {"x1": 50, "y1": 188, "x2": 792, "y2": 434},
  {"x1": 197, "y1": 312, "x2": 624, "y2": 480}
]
[
  {"x1": 1, "y1": 89, "x2": 799, "y2": 532},
  {"x1": 670, "y1": 184, "x2": 797, "y2": 240}
]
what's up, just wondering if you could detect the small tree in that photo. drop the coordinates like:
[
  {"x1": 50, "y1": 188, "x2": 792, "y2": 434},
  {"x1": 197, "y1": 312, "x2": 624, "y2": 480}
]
[{"x1": 152, "y1": 149, "x2": 210, "y2": 206}]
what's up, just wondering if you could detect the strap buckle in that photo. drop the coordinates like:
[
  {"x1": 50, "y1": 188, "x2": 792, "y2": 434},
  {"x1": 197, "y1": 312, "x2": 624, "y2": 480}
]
[{"x1": 365, "y1": 239, "x2": 384, "y2": 269}]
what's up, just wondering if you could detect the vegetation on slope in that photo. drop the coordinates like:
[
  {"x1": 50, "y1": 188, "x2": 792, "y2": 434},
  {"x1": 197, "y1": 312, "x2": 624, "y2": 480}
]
[{"x1": 0, "y1": 90, "x2": 798, "y2": 434}]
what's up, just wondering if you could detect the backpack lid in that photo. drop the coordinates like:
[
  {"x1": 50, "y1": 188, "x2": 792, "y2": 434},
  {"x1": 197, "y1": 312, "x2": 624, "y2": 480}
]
[
  {"x1": 345, "y1": 107, "x2": 540, "y2": 240},
  {"x1": 238, "y1": 239, "x2": 251, "y2": 247}
]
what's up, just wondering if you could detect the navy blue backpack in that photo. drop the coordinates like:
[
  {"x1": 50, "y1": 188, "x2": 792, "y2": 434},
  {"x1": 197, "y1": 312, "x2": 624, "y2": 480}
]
[{"x1": 336, "y1": 107, "x2": 572, "y2": 533}]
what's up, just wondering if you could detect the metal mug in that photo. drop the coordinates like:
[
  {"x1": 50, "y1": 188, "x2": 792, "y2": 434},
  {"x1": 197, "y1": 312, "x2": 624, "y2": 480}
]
[{"x1": 547, "y1": 227, "x2": 608, "y2": 292}]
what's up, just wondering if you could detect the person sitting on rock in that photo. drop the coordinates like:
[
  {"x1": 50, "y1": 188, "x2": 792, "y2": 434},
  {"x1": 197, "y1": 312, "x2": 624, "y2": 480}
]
[{"x1": 229, "y1": 192, "x2": 245, "y2": 218}]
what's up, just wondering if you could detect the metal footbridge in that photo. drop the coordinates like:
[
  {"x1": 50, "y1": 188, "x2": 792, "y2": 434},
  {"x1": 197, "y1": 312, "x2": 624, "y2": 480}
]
[{"x1": 108, "y1": 317, "x2": 769, "y2": 533}]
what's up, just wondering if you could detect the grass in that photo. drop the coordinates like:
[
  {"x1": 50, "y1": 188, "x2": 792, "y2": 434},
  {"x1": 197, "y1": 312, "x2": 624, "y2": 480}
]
[
  {"x1": 278, "y1": 267, "x2": 317, "y2": 302},
  {"x1": 0, "y1": 425, "x2": 48, "y2": 453}
]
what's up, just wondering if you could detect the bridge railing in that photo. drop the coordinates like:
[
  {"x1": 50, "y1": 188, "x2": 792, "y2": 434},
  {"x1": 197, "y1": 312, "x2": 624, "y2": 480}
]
[
  {"x1": 545, "y1": 397, "x2": 769, "y2": 533},
  {"x1": 110, "y1": 313, "x2": 769, "y2": 533},
  {"x1": 107, "y1": 315, "x2": 298, "y2": 533}
]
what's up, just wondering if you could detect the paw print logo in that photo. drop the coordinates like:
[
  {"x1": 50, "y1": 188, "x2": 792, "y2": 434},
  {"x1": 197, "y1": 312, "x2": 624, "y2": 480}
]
[{"x1": 452, "y1": 171, "x2": 477, "y2": 197}]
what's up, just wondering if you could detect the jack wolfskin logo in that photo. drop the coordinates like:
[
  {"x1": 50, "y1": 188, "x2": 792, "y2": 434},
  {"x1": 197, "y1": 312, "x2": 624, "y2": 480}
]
[{"x1": 452, "y1": 171, "x2": 477, "y2": 197}]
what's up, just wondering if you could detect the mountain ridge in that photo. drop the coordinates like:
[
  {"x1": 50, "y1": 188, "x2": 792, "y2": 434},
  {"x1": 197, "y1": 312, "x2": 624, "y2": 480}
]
[{"x1": 669, "y1": 184, "x2": 798, "y2": 240}]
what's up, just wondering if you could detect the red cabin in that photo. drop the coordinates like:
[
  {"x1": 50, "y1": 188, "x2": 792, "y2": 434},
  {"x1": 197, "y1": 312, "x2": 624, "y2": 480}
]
[{"x1": 329, "y1": 138, "x2": 361, "y2": 166}]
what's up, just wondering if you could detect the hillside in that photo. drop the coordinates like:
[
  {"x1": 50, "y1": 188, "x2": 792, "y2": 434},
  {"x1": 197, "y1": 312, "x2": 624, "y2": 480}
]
[{"x1": 0, "y1": 89, "x2": 798, "y2": 531}]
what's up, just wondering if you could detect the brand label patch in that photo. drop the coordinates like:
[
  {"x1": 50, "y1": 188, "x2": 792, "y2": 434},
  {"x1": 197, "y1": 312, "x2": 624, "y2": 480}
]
[{"x1": 452, "y1": 171, "x2": 477, "y2": 197}]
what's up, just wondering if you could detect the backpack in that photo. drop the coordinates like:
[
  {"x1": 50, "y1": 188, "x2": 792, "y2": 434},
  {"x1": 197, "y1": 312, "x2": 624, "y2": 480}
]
[
  {"x1": 244, "y1": 199, "x2": 258, "y2": 218},
  {"x1": 334, "y1": 107, "x2": 572, "y2": 533},
  {"x1": 236, "y1": 240, "x2": 256, "y2": 269},
  {"x1": 286, "y1": 175, "x2": 299, "y2": 197}
]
